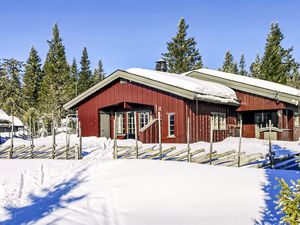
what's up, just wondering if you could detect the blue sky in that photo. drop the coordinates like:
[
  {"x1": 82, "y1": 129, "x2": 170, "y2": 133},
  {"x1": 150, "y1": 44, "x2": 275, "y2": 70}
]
[{"x1": 0, "y1": 0, "x2": 300, "y2": 74}]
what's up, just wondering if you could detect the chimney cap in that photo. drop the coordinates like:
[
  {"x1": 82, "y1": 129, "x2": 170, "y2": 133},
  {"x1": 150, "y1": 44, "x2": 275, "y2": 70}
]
[
  {"x1": 155, "y1": 58, "x2": 167, "y2": 72},
  {"x1": 155, "y1": 58, "x2": 166, "y2": 63}
]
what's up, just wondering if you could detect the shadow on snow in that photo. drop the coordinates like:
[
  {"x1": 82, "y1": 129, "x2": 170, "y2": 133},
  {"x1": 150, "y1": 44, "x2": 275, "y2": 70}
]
[
  {"x1": 253, "y1": 168, "x2": 300, "y2": 224},
  {"x1": 0, "y1": 168, "x2": 88, "y2": 225}
]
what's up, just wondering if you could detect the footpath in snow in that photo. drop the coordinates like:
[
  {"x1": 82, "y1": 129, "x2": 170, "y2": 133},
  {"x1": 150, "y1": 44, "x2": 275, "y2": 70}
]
[{"x1": 0, "y1": 134, "x2": 299, "y2": 225}]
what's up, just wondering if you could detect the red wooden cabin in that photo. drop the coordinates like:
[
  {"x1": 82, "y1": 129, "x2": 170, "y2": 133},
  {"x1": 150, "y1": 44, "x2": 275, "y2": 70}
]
[
  {"x1": 64, "y1": 68, "x2": 240, "y2": 143},
  {"x1": 186, "y1": 69, "x2": 300, "y2": 141}
]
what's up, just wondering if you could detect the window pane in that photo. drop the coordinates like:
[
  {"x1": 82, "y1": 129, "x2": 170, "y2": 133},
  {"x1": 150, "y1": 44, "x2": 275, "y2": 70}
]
[{"x1": 168, "y1": 113, "x2": 175, "y2": 136}]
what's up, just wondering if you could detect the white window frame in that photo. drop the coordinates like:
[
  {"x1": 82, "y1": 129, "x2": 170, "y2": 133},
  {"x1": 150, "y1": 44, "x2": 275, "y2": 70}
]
[
  {"x1": 116, "y1": 113, "x2": 125, "y2": 134},
  {"x1": 211, "y1": 112, "x2": 226, "y2": 130},
  {"x1": 168, "y1": 112, "x2": 175, "y2": 137},
  {"x1": 127, "y1": 112, "x2": 135, "y2": 134},
  {"x1": 139, "y1": 111, "x2": 150, "y2": 129},
  {"x1": 294, "y1": 112, "x2": 299, "y2": 127}
]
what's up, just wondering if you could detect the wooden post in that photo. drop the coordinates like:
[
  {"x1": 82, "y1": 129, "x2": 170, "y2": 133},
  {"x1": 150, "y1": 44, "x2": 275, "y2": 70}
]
[
  {"x1": 79, "y1": 121, "x2": 82, "y2": 159},
  {"x1": 75, "y1": 144, "x2": 79, "y2": 160},
  {"x1": 65, "y1": 115, "x2": 69, "y2": 159},
  {"x1": 29, "y1": 116, "x2": 34, "y2": 158},
  {"x1": 134, "y1": 111, "x2": 138, "y2": 159},
  {"x1": 76, "y1": 110, "x2": 79, "y2": 136},
  {"x1": 237, "y1": 117, "x2": 243, "y2": 167},
  {"x1": 32, "y1": 119, "x2": 36, "y2": 138},
  {"x1": 52, "y1": 111, "x2": 56, "y2": 159},
  {"x1": 209, "y1": 116, "x2": 213, "y2": 165},
  {"x1": 158, "y1": 111, "x2": 162, "y2": 160},
  {"x1": 113, "y1": 113, "x2": 117, "y2": 159},
  {"x1": 187, "y1": 117, "x2": 191, "y2": 162},
  {"x1": 268, "y1": 120, "x2": 274, "y2": 168},
  {"x1": 9, "y1": 114, "x2": 14, "y2": 159}
]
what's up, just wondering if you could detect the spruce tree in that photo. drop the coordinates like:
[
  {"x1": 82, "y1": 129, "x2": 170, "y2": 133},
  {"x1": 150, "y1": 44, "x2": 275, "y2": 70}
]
[
  {"x1": 91, "y1": 59, "x2": 105, "y2": 86},
  {"x1": 249, "y1": 54, "x2": 261, "y2": 78},
  {"x1": 0, "y1": 58, "x2": 24, "y2": 117},
  {"x1": 220, "y1": 51, "x2": 238, "y2": 74},
  {"x1": 23, "y1": 47, "x2": 43, "y2": 110},
  {"x1": 39, "y1": 23, "x2": 71, "y2": 120},
  {"x1": 78, "y1": 47, "x2": 92, "y2": 94},
  {"x1": 162, "y1": 17, "x2": 203, "y2": 73},
  {"x1": 70, "y1": 58, "x2": 78, "y2": 96},
  {"x1": 260, "y1": 22, "x2": 298, "y2": 84},
  {"x1": 238, "y1": 54, "x2": 248, "y2": 76},
  {"x1": 276, "y1": 178, "x2": 300, "y2": 225}
]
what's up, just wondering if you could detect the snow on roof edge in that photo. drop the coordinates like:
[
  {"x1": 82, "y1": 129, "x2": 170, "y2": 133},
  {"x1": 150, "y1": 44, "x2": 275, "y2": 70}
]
[
  {"x1": 188, "y1": 68, "x2": 300, "y2": 97},
  {"x1": 126, "y1": 68, "x2": 238, "y2": 103}
]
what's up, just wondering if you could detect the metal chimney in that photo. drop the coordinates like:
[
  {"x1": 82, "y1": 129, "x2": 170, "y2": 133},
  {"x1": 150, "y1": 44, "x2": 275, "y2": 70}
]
[{"x1": 155, "y1": 59, "x2": 167, "y2": 72}]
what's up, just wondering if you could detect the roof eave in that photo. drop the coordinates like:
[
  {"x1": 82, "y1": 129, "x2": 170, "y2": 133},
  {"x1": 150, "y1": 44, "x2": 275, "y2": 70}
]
[{"x1": 187, "y1": 71, "x2": 300, "y2": 106}]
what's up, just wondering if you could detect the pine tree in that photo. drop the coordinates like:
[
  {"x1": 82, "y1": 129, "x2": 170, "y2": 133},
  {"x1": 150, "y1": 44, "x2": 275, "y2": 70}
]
[
  {"x1": 276, "y1": 178, "x2": 300, "y2": 225},
  {"x1": 238, "y1": 54, "x2": 248, "y2": 76},
  {"x1": 23, "y1": 47, "x2": 43, "y2": 110},
  {"x1": 162, "y1": 17, "x2": 203, "y2": 73},
  {"x1": 260, "y1": 22, "x2": 299, "y2": 84},
  {"x1": 70, "y1": 58, "x2": 78, "y2": 96},
  {"x1": 220, "y1": 51, "x2": 238, "y2": 74},
  {"x1": 78, "y1": 47, "x2": 92, "y2": 94},
  {"x1": 39, "y1": 23, "x2": 72, "y2": 120},
  {"x1": 91, "y1": 59, "x2": 105, "y2": 86},
  {"x1": 0, "y1": 58, "x2": 24, "y2": 117},
  {"x1": 249, "y1": 54, "x2": 261, "y2": 78}
]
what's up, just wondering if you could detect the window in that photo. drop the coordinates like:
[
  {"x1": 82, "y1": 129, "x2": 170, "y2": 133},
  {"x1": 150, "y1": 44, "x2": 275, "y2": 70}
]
[
  {"x1": 255, "y1": 111, "x2": 278, "y2": 128},
  {"x1": 295, "y1": 112, "x2": 299, "y2": 127},
  {"x1": 127, "y1": 112, "x2": 135, "y2": 134},
  {"x1": 168, "y1": 113, "x2": 175, "y2": 137},
  {"x1": 139, "y1": 111, "x2": 150, "y2": 129},
  {"x1": 116, "y1": 113, "x2": 125, "y2": 134},
  {"x1": 211, "y1": 113, "x2": 226, "y2": 130}
]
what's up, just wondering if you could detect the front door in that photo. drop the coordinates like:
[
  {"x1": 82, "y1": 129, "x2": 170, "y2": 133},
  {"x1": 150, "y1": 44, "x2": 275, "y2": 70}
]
[{"x1": 100, "y1": 112, "x2": 110, "y2": 138}]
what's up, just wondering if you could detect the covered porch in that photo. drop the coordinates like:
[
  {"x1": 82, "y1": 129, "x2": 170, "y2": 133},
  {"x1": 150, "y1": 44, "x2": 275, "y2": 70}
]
[
  {"x1": 98, "y1": 101, "x2": 157, "y2": 142},
  {"x1": 240, "y1": 109, "x2": 297, "y2": 141}
]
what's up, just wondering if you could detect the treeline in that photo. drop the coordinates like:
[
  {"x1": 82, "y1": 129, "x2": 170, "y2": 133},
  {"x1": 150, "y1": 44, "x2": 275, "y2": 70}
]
[
  {"x1": 1, "y1": 19, "x2": 300, "y2": 126},
  {"x1": 0, "y1": 24, "x2": 105, "y2": 126},
  {"x1": 162, "y1": 18, "x2": 300, "y2": 88}
]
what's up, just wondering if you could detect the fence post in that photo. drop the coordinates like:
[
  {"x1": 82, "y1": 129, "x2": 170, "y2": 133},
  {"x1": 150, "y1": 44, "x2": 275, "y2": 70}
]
[
  {"x1": 65, "y1": 115, "x2": 69, "y2": 159},
  {"x1": 9, "y1": 114, "x2": 14, "y2": 159},
  {"x1": 134, "y1": 112, "x2": 139, "y2": 159},
  {"x1": 187, "y1": 117, "x2": 191, "y2": 162},
  {"x1": 237, "y1": 117, "x2": 243, "y2": 167},
  {"x1": 158, "y1": 111, "x2": 162, "y2": 160},
  {"x1": 209, "y1": 115, "x2": 213, "y2": 165},
  {"x1": 79, "y1": 121, "x2": 82, "y2": 159},
  {"x1": 29, "y1": 116, "x2": 34, "y2": 158},
  {"x1": 52, "y1": 111, "x2": 56, "y2": 159},
  {"x1": 268, "y1": 120, "x2": 275, "y2": 168},
  {"x1": 75, "y1": 144, "x2": 79, "y2": 160},
  {"x1": 113, "y1": 113, "x2": 117, "y2": 159}
]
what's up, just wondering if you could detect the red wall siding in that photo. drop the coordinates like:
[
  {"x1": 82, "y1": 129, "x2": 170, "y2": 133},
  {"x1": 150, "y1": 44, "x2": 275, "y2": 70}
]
[
  {"x1": 77, "y1": 78, "x2": 237, "y2": 143},
  {"x1": 236, "y1": 90, "x2": 285, "y2": 111},
  {"x1": 185, "y1": 100, "x2": 237, "y2": 142},
  {"x1": 78, "y1": 79, "x2": 187, "y2": 143}
]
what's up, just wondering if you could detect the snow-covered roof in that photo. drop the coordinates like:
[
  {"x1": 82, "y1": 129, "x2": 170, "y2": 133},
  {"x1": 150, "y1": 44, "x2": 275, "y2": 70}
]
[
  {"x1": 0, "y1": 109, "x2": 10, "y2": 122},
  {"x1": 126, "y1": 68, "x2": 238, "y2": 104},
  {"x1": 64, "y1": 68, "x2": 239, "y2": 110},
  {"x1": 9, "y1": 116, "x2": 23, "y2": 127},
  {"x1": 185, "y1": 69, "x2": 300, "y2": 104}
]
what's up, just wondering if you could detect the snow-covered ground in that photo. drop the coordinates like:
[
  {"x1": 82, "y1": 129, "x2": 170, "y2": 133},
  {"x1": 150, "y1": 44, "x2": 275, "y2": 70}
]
[{"x1": 0, "y1": 134, "x2": 299, "y2": 225}]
